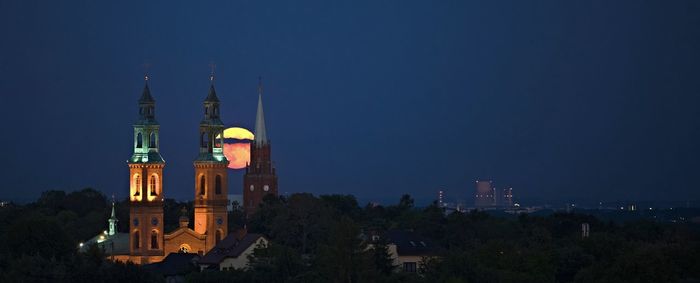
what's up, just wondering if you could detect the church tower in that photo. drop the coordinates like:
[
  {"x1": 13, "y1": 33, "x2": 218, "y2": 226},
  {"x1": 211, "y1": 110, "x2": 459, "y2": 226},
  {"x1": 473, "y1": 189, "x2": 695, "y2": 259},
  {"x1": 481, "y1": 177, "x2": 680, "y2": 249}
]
[
  {"x1": 128, "y1": 76, "x2": 165, "y2": 263},
  {"x1": 244, "y1": 79, "x2": 278, "y2": 216},
  {"x1": 193, "y1": 75, "x2": 229, "y2": 249}
]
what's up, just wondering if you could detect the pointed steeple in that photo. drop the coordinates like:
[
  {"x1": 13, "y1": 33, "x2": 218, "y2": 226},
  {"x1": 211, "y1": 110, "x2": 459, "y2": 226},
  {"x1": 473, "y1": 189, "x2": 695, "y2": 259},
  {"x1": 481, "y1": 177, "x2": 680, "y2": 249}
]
[
  {"x1": 254, "y1": 77, "x2": 268, "y2": 147},
  {"x1": 205, "y1": 74, "x2": 220, "y2": 102},
  {"x1": 108, "y1": 196, "x2": 118, "y2": 236},
  {"x1": 139, "y1": 75, "x2": 155, "y2": 103}
]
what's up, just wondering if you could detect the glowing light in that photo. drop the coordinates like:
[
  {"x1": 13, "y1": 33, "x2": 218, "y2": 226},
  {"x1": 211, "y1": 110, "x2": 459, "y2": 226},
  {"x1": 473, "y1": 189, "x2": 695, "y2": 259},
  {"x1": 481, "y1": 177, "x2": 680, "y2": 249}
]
[
  {"x1": 217, "y1": 127, "x2": 254, "y2": 140},
  {"x1": 79, "y1": 243, "x2": 84, "y2": 248}
]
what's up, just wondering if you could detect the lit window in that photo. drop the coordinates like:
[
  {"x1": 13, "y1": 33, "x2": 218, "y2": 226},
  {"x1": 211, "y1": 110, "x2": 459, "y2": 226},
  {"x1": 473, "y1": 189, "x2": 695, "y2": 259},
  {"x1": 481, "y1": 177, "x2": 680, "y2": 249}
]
[{"x1": 403, "y1": 262, "x2": 417, "y2": 273}]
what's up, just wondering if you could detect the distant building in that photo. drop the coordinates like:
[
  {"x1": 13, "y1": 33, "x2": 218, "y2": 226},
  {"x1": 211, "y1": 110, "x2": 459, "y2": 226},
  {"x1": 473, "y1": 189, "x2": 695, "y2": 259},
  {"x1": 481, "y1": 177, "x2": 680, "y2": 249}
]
[
  {"x1": 474, "y1": 180, "x2": 495, "y2": 208},
  {"x1": 243, "y1": 80, "x2": 278, "y2": 216},
  {"x1": 501, "y1": 187, "x2": 513, "y2": 207}
]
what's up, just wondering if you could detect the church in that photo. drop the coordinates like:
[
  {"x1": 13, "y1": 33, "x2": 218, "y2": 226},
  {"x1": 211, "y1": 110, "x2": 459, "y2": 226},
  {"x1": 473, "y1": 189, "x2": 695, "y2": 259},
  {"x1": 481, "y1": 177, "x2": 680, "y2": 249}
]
[{"x1": 83, "y1": 75, "x2": 278, "y2": 264}]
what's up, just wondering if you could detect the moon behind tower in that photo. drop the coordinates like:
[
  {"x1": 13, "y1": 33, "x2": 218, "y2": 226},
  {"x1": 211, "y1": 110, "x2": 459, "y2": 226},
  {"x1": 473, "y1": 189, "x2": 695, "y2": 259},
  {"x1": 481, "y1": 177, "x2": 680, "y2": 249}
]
[{"x1": 219, "y1": 127, "x2": 254, "y2": 170}]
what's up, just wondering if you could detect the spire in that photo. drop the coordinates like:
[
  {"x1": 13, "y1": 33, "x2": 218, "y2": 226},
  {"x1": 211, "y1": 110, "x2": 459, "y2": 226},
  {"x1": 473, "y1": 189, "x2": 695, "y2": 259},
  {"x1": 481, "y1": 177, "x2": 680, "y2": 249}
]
[
  {"x1": 108, "y1": 196, "x2": 118, "y2": 236},
  {"x1": 254, "y1": 77, "x2": 268, "y2": 146},
  {"x1": 205, "y1": 66, "x2": 219, "y2": 102},
  {"x1": 139, "y1": 75, "x2": 155, "y2": 103}
]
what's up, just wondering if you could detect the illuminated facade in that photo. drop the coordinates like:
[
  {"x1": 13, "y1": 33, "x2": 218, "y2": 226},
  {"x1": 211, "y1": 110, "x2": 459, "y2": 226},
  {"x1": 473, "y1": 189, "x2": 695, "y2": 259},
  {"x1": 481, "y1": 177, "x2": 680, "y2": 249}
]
[
  {"x1": 243, "y1": 80, "x2": 278, "y2": 216},
  {"x1": 128, "y1": 77, "x2": 166, "y2": 263},
  {"x1": 193, "y1": 78, "x2": 230, "y2": 248},
  {"x1": 474, "y1": 180, "x2": 495, "y2": 208},
  {"x1": 126, "y1": 76, "x2": 229, "y2": 264}
]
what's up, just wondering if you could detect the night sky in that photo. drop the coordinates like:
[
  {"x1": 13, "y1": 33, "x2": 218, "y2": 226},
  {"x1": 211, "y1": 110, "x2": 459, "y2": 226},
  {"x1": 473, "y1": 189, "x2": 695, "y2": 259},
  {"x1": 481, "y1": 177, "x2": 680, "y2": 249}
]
[{"x1": 1, "y1": 1, "x2": 699, "y2": 205}]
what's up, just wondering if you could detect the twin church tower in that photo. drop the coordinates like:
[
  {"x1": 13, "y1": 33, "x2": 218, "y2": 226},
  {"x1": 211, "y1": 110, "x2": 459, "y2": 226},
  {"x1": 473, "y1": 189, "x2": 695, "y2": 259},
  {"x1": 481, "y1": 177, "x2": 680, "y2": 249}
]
[{"x1": 127, "y1": 75, "x2": 277, "y2": 264}]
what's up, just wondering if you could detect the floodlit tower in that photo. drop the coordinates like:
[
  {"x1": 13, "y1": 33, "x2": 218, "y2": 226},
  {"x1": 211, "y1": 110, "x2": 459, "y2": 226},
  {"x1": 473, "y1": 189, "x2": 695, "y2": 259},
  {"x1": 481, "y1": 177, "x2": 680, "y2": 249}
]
[
  {"x1": 193, "y1": 74, "x2": 230, "y2": 249},
  {"x1": 128, "y1": 75, "x2": 165, "y2": 263}
]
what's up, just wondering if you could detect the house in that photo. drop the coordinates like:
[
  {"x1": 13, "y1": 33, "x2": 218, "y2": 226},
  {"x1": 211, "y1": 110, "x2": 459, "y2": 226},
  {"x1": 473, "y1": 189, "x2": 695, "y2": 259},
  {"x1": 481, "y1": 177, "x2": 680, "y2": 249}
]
[
  {"x1": 197, "y1": 230, "x2": 268, "y2": 271},
  {"x1": 143, "y1": 253, "x2": 200, "y2": 283},
  {"x1": 384, "y1": 230, "x2": 437, "y2": 273}
]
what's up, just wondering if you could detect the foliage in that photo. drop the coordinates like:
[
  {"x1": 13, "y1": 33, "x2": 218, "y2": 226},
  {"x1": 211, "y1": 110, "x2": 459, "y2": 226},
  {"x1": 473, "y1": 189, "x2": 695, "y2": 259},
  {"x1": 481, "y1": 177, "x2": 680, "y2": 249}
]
[{"x1": 1, "y1": 189, "x2": 699, "y2": 283}]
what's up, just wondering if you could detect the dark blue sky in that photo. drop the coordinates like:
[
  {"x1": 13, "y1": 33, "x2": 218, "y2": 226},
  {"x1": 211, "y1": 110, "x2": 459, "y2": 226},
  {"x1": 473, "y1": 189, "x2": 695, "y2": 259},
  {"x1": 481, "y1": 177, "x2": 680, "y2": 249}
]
[{"x1": 1, "y1": 1, "x2": 699, "y2": 205}]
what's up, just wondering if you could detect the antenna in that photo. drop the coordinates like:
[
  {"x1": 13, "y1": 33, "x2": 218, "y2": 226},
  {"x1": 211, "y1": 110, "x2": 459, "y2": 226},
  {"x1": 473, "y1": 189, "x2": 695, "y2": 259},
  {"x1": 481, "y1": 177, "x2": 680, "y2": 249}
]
[
  {"x1": 209, "y1": 62, "x2": 216, "y2": 82},
  {"x1": 142, "y1": 63, "x2": 151, "y2": 81}
]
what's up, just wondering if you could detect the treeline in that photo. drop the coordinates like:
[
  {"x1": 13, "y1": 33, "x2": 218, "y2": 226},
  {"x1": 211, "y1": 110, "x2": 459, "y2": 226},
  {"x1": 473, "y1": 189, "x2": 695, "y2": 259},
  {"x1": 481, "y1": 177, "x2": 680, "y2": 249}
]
[
  {"x1": 0, "y1": 188, "x2": 163, "y2": 282},
  {"x1": 196, "y1": 193, "x2": 700, "y2": 283},
  {"x1": 1, "y1": 189, "x2": 699, "y2": 283}
]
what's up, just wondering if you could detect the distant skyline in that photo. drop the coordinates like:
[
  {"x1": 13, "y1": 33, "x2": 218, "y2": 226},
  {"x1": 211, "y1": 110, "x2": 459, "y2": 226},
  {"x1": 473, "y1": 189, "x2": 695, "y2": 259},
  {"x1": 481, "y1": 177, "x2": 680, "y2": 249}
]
[{"x1": 1, "y1": 1, "x2": 699, "y2": 204}]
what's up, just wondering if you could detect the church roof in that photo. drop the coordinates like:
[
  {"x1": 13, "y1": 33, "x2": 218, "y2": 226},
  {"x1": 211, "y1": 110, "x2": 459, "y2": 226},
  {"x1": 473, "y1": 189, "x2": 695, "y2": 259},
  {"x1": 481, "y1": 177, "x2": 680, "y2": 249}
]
[
  {"x1": 144, "y1": 253, "x2": 200, "y2": 276},
  {"x1": 79, "y1": 232, "x2": 130, "y2": 255},
  {"x1": 254, "y1": 85, "x2": 268, "y2": 146},
  {"x1": 198, "y1": 233, "x2": 265, "y2": 265}
]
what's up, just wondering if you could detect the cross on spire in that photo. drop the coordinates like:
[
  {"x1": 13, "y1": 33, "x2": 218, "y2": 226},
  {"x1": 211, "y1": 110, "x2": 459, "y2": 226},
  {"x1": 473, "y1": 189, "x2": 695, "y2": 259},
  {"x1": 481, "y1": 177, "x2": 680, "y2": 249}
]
[
  {"x1": 142, "y1": 63, "x2": 151, "y2": 82},
  {"x1": 209, "y1": 62, "x2": 216, "y2": 82}
]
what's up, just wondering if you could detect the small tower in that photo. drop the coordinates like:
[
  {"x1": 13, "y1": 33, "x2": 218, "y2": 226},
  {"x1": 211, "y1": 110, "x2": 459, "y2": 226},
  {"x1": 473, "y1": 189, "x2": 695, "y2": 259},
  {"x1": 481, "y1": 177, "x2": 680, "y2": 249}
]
[
  {"x1": 193, "y1": 74, "x2": 230, "y2": 250},
  {"x1": 243, "y1": 78, "x2": 279, "y2": 216},
  {"x1": 108, "y1": 196, "x2": 118, "y2": 236},
  {"x1": 128, "y1": 75, "x2": 165, "y2": 263}
]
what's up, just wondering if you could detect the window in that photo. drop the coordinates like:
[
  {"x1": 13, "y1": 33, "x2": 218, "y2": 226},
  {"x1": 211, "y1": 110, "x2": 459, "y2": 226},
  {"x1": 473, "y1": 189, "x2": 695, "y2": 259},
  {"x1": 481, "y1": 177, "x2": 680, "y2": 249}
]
[
  {"x1": 151, "y1": 230, "x2": 159, "y2": 249},
  {"x1": 216, "y1": 230, "x2": 222, "y2": 245},
  {"x1": 133, "y1": 231, "x2": 140, "y2": 249},
  {"x1": 201, "y1": 132, "x2": 208, "y2": 148},
  {"x1": 136, "y1": 132, "x2": 143, "y2": 148},
  {"x1": 149, "y1": 175, "x2": 157, "y2": 196},
  {"x1": 403, "y1": 262, "x2": 417, "y2": 273},
  {"x1": 215, "y1": 175, "x2": 222, "y2": 195},
  {"x1": 133, "y1": 175, "x2": 141, "y2": 196},
  {"x1": 149, "y1": 132, "x2": 156, "y2": 148},
  {"x1": 199, "y1": 175, "x2": 206, "y2": 195},
  {"x1": 179, "y1": 244, "x2": 190, "y2": 253}
]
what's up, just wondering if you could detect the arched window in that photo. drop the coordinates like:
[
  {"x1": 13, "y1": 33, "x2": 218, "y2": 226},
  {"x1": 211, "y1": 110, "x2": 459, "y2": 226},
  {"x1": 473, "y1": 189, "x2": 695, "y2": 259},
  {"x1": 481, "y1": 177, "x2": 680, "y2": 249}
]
[
  {"x1": 215, "y1": 175, "x2": 222, "y2": 195},
  {"x1": 133, "y1": 231, "x2": 140, "y2": 249},
  {"x1": 136, "y1": 132, "x2": 143, "y2": 148},
  {"x1": 179, "y1": 244, "x2": 191, "y2": 253},
  {"x1": 199, "y1": 175, "x2": 206, "y2": 195},
  {"x1": 133, "y1": 175, "x2": 141, "y2": 196},
  {"x1": 205, "y1": 106, "x2": 209, "y2": 115},
  {"x1": 149, "y1": 175, "x2": 157, "y2": 196},
  {"x1": 149, "y1": 132, "x2": 156, "y2": 148},
  {"x1": 151, "y1": 230, "x2": 159, "y2": 249},
  {"x1": 216, "y1": 229, "x2": 222, "y2": 245}
]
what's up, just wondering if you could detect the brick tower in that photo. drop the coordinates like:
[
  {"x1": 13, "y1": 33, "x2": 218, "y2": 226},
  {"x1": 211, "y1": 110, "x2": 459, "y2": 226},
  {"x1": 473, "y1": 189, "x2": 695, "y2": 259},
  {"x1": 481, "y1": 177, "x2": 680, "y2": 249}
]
[
  {"x1": 128, "y1": 76, "x2": 165, "y2": 264},
  {"x1": 193, "y1": 75, "x2": 230, "y2": 249},
  {"x1": 243, "y1": 79, "x2": 278, "y2": 216}
]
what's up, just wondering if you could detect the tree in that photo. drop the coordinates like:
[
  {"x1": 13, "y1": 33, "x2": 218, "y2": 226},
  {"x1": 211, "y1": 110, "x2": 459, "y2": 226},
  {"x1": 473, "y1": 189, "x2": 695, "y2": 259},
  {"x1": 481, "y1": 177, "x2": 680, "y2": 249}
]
[{"x1": 316, "y1": 217, "x2": 376, "y2": 283}]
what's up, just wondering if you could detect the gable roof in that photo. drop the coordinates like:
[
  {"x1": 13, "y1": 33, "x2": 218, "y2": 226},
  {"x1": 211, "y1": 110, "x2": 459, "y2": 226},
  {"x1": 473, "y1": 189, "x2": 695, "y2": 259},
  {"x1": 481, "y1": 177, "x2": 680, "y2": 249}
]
[
  {"x1": 143, "y1": 253, "x2": 199, "y2": 276},
  {"x1": 198, "y1": 233, "x2": 266, "y2": 265},
  {"x1": 385, "y1": 230, "x2": 436, "y2": 256}
]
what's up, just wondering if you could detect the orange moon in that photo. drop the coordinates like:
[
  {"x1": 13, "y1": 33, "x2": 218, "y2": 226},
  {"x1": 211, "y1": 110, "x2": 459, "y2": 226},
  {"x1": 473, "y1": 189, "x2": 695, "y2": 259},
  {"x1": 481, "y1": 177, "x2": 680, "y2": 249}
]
[{"x1": 219, "y1": 127, "x2": 254, "y2": 169}]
